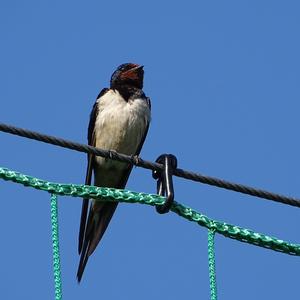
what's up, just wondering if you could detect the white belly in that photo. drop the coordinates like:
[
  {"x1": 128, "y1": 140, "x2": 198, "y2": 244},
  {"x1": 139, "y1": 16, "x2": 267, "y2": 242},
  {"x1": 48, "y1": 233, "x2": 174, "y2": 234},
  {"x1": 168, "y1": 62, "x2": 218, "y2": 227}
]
[{"x1": 93, "y1": 89, "x2": 150, "y2": 187}]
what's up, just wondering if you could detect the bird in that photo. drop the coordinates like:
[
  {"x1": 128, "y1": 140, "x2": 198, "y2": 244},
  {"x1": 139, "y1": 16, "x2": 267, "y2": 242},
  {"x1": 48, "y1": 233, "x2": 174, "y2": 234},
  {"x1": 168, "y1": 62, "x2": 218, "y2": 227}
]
[{"x1": 77, "y1": 63, "x2": 151, "y2": 282}]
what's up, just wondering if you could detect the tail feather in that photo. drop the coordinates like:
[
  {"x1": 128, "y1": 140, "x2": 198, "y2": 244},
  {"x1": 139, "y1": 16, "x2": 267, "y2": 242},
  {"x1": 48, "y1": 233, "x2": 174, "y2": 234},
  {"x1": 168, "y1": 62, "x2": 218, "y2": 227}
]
[
  {"x1": 76, "y1": 202, "x2": 118, "y2": 282},
  {"x1": 77, "y1": 238, "x2": 90, "y2": 282},
  {"x1": 78, "y1": 198, "x2": 89, "y2": 254}
]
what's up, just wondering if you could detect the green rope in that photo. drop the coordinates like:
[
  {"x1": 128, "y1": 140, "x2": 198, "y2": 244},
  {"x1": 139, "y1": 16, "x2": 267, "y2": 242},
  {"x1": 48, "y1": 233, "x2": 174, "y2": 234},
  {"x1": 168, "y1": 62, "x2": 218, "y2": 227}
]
[
  {"x1": 1, "y1": 166, "x2": 300, "y2": 255},
  {"x1": 1, "y1": 166, "x2": 300, "y2": 300},
  {"x1": 50, "y1": 194, "x2": 62, "y2": 300},
  {"x1": 208, "y1": 229, "x2": 217, "y2": 300}
]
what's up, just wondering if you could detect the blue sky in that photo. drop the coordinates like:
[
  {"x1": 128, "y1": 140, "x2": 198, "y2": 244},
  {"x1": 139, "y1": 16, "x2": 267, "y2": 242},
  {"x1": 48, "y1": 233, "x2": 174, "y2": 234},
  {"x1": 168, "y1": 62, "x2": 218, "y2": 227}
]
[{"x1": 1, "y1": 1, "x2": 300, "y2": 299}]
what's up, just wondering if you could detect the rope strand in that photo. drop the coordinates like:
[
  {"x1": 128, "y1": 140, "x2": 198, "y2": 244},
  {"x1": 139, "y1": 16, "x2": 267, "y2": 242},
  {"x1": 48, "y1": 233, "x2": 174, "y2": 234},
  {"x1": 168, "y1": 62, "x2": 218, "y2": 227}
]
[
  {"x1": 208, "y1": 229, "x2": 217, "y2": 300},
  {"x1": 1, "y1": 122, "x2": 300, "y2": 208},
  {"x1": 1, "y1": 166, "x2": 300, "y2": 255},
  {"x1": 50, "y1": 194, "x2": 62, "y2": 300},
  {"x1": 2, "y1": 167, "x2": 300, "y2": 300}
]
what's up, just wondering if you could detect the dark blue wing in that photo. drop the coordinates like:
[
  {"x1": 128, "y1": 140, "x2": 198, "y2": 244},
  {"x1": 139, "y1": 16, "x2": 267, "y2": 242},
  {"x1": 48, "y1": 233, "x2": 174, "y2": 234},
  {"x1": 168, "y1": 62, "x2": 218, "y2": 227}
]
[{"x1": 78, "y1": 88, "x2": 109, "y2": 254}]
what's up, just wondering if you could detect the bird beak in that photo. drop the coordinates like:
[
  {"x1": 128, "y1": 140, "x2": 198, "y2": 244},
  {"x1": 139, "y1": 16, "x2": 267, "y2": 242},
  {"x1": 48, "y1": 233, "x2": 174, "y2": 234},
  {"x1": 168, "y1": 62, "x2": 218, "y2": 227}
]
[
  {"x1": 132, "y1": 65, "x2": 144, "y2": 71},
  {"x1": 121, "y1": 65, "x2": 144, "y2": 80}
]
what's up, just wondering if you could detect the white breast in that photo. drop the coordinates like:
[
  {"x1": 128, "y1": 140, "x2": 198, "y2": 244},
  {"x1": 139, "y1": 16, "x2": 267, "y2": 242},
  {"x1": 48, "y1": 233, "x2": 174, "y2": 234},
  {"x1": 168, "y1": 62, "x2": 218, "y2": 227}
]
[{"x1": 93, "y1": 89, "x2": 151, "y2": 187}]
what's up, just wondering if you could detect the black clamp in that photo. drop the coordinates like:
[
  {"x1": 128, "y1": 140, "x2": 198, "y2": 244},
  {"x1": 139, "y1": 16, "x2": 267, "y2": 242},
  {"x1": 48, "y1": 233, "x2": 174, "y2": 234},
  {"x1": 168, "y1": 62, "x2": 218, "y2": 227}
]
[{"x1": 152, "y1": 154, "x2": 178, "y2": 214}]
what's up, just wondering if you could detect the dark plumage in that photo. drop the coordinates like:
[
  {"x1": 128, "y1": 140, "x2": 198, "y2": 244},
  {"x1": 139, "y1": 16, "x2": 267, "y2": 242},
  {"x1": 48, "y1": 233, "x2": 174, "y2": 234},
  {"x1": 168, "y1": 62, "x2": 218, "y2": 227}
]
[{"x1": 77, "y1": 63, "x2": 151, "y2": 282}]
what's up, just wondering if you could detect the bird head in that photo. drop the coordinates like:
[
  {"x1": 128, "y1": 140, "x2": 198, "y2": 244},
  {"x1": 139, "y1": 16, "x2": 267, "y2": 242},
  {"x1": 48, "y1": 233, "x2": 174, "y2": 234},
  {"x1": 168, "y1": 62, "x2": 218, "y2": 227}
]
[{"x1": 110, "y1": 63, "x2": 144, "y2": 89}]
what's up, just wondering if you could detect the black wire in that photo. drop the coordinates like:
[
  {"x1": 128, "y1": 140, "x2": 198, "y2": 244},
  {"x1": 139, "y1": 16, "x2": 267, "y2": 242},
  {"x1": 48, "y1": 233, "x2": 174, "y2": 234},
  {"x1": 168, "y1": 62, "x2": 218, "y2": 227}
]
[{"x1": 1, "y1": 122, "x2": 300, "y2": 208}]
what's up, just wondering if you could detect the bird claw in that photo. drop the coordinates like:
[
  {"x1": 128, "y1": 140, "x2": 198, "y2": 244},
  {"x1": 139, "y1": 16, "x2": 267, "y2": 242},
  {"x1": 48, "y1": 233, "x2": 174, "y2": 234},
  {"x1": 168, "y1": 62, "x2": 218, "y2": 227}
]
[{"x1": 131, "y1": 155, "x2": 140, "y2": 166}]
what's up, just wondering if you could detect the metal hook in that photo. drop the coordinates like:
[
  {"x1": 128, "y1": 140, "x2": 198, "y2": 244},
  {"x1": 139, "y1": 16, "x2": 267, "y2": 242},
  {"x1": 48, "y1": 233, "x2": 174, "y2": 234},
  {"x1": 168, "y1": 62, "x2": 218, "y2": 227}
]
[{"x1": 152, "y1": 154, "x2": 178, "y2": 214}]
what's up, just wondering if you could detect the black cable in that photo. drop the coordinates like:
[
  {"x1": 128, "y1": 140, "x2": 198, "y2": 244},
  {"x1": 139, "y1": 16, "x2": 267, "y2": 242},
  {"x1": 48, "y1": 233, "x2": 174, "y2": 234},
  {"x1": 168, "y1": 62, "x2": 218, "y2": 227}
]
[{"x1": 1, "y1": 122, "x2": 300, "y2": 208}]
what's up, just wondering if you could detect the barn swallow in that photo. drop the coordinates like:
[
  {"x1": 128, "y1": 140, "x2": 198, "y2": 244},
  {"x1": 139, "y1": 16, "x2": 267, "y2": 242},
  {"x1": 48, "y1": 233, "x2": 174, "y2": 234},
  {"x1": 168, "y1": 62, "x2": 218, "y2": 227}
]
[{"x1": 77, "y1": 63, "x2": 151, "y2": 282}]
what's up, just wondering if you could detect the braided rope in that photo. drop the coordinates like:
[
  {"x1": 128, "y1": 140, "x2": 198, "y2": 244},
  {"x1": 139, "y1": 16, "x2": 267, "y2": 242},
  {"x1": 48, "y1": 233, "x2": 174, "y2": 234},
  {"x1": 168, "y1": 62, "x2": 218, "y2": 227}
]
[
  {"x1": 208, "y1": 230, "x2": 217, "y2": 300},
  {"x1": 1, "y1": 166, "x2": 300, "y2": 255},
  {"x1": 50, "y1": 194, "x2": 62, "y2": 300},
  {"x1": 1, "y1": 122, "x2": 300, "y2": 208},
  {"x1": 2, "y1": 166, "x2": 300, "y2": 300}
]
